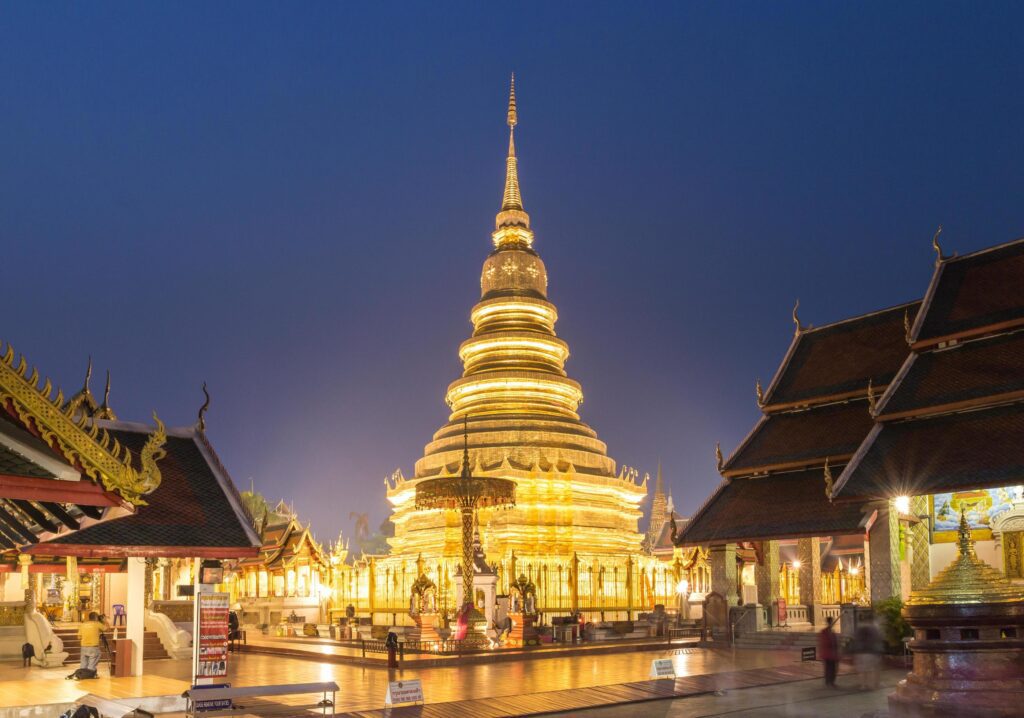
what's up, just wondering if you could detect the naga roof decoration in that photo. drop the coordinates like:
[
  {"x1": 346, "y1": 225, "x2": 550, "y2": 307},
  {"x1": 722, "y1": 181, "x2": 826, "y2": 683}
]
[{"x1": 0, "y1": 341, "x2": 166, "y2": 506}]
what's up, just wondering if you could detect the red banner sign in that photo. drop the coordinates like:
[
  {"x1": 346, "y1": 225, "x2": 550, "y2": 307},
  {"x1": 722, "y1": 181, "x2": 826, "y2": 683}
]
[{"x1": 196, "y1": 592, "x2": 230, "y2": 679}]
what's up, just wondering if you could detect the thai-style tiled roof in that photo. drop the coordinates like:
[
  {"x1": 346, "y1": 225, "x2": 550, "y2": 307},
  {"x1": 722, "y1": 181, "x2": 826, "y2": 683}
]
[
  {"x1": 679, "y1": 468, "x2": 869, "y2": 545},
  {"x1": 878, "y1": 330, "x2": 1024, "y2": 418},
  {"x1": 762, "y1": 301, "x2": 919, "y2": 409},
  {"x1": 912, "y1": 238, "x2": 1024, "y2": 346},
  {"x1": 651, "y1": 512, "x2": 686, "y2": 553},
  {"x1": 723, "y1": 400, "x2": 874, "y2": 476},
  {"x1": 31, "y1": 423, "x2": 260, "y2": 557},
  {"x1": 833, "y1": 402, "x2": 1024, "y2": 500},
  {"x1": 0, "y1": 443, "x2": 55, "y2": 480}
]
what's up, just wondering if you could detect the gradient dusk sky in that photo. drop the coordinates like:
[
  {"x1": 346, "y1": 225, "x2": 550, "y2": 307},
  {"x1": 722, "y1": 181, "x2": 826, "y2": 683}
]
[{"x1": 3, "y1": 2, "x2": 1023, "y2": 541}]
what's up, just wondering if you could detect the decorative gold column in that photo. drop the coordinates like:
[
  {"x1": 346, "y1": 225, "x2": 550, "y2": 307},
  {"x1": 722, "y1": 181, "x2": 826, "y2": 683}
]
[
  {"x1": 909, "y1": 495, "x2": 931, "y2": 590},
  {"x1": 754, "y1": 540, "x2": 780, "y2": 613},
  {"x1": 869, "y1": 504, "x2": 902, "y2": 602},
  {"x1": 64, "y1": 556, "x2": 79, "y2": 621},
  {"x1": 570, "y1": 552, "x2": 579, "y2": 613},
  {"x1": 368, "y1": 558, "x2": 376, "y2": 616},
  {"x1": 797, "y1": 537, "x2": 822, "y2": 624},
  {"x1": 709, "y1": 544, "x2": 738, "y2": 606},
  {"x1": 18, "y1": 553, "x2": 31, "y2": 592}
]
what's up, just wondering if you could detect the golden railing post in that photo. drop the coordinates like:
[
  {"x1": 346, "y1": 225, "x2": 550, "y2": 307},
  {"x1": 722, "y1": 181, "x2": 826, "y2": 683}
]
[
  {"x1": 368, "y1": 558, "x2": 376, "y2": 616},
  {"x1": 626, "y1": 556, "x2": 633, "y2": 620},
  {"x1": 570, "y1": 552, "x2": 579, "y2": 613}
]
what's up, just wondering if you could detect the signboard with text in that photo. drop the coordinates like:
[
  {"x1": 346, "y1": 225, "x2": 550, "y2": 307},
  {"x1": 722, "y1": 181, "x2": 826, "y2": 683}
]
[
  {"x1": 650, "y1": 658, "x2": 675, "y2": 678},
  {"x1": 385, "y1": 679, "x2": 424, "y2": 705},
  {"x1": 196, "y1": 592, "x2": 230, "y2": 680}
]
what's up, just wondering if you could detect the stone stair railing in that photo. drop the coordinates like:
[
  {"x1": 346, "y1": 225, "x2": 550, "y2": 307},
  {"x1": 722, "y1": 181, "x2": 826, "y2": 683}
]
[
  {"x1": 146, "y1": 609, "x2": 192, "y2": 659},
  {"x1": 23, "y1": 594, "x2": 68, "y2": 667}
]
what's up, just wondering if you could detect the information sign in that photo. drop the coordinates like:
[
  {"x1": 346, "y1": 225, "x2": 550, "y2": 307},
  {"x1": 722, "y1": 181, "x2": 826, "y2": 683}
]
[
  {"x1": 801, "y1": 646, "x2": 816, "y2": 662},
  {"x1": 385, "y1": 679, "x2": 424, "y2": 705},
  {"x1": 650, "y1": 658, "x2": 676, "y2": 678},
  {"x1": 196, "y1": 592, "x2": 230, "y2": 679}
]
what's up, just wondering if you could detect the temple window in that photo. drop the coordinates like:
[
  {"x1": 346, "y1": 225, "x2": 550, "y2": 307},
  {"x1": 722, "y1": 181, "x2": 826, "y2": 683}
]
[
  {"x1": 273, "y1": 574, "x2": 284, "y2": 597},
  {"x1": 258, "y1": 570, "x2": 268, "y2": 598},
  {"x1": 286, "y1": 569, "x2": 296, "y2": 597}
]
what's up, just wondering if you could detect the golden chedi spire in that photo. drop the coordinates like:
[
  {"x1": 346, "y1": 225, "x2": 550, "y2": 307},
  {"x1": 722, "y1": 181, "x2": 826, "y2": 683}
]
[
  {"x1": 386, "y1": 77, "x2": 644, "y2": 564},
  {"x1": 494, "y1": 73, "x2": 532, "y2": 244},
  {"x1": 907, "y1": 510, "x2": 1020, "y2": 605}
]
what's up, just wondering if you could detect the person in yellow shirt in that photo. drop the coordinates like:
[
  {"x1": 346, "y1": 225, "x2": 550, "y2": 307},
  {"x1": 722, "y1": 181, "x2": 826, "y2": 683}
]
[{"x1": 77, "y1": 612, "x2": 108, "y2": 673}]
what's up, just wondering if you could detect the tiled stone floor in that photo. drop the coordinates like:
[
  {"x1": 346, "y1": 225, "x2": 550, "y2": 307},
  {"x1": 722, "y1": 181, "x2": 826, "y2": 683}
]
[{"x1": 0, "y1": 646, "x2": 799, "y2": 713}]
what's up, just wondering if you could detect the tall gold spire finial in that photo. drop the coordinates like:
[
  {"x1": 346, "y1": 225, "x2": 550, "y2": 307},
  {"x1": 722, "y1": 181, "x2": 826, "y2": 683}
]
[
  {"x1": 501, "y1": 73, "x2": 523, "y2": 213},
  {"x1": 507, "y1": 72, "x2": 517, "y2": 128}
]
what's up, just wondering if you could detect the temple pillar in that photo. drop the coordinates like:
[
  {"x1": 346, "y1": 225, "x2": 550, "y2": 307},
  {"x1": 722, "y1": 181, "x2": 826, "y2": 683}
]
[
  {"x1": 709, "y1": 544, "x2": 738, "y2": 606},
  {"x1": 868, "y1": 505, "x2": 902, "y2": 603},
  {"x1": 64, "y1": 556, "x2": 78, "y2": 621},
  {"x1": 755, "y1": 540, "x2": 780, "y2": 623},
  {"x1": 126, "y1": 557, "x2": 146, "y2": 675},
  {"x1": 909, "y1": 495, "x2": 931, "y2": 591},
  {"x1": 797, "y1": 537, "x2": 822, "y2": 625},
  {"x1": 18, "y1": 553, "x2": 31, "y2": 592}
]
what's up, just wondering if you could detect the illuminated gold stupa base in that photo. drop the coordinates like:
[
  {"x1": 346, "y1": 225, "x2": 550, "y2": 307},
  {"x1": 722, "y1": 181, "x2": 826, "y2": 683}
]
[{"x1": 890, "y1": 513, "x2": 1024, "y2": 717}]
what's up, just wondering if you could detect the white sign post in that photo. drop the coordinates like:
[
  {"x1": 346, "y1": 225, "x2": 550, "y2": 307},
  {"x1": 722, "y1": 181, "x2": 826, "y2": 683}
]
[
  {"x1": 385, "y1": 679, "x2": 424, "y2": 705},
  {"x1": 650, "y1": 658, "x2": 676, "y2": 679}
]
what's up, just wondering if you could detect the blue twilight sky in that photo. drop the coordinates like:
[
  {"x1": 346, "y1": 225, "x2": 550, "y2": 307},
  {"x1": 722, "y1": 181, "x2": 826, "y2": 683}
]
[{"x1": 2, "y1": 2, "x2": 1023, "y2": 542}]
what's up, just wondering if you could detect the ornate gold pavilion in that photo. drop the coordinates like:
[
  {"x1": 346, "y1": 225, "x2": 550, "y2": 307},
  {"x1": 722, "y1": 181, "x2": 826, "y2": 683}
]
[{"x1": 331, "y1": 79, "x2": 701, "y2": 623}]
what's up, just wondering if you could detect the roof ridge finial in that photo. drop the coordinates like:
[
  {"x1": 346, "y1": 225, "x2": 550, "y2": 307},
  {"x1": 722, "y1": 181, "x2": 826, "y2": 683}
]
[
  {"x1": 932, "y1": 225, "x2": 944, "y2": 266},
  {"x1": 792, "y1": 299, "x2": 803, "y2": 335},
  {"x1": 83, "y1": 356, "x2": 93, "y2": 392},
  {"x1": 197, "y1": 381, "x2": 210, "y2": 432}
]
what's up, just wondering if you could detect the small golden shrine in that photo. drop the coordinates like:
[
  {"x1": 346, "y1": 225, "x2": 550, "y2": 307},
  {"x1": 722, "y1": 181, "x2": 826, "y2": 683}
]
[{"x1": 890, "y1": 512, "x2": 1024, "y2": 717}]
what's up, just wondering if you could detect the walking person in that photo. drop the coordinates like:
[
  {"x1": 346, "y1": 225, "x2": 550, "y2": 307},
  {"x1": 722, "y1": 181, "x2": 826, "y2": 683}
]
[
  {"x1": 817, "y1": 616, "x2": 839, "y2": 687},
  {"x1": 853, "y1": 620, "x2": 884, "y2": 690},
  {"x1": 384, "y1": 629, "x2": 400, "y2": 669},
  {"x1": 77, "y1": 612, "x2": 108, "y2": 677}
]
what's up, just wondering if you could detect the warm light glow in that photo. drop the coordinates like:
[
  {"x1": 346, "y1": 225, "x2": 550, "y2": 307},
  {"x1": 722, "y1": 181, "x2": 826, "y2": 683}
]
[
  {"x1": 894, "y1": 495, "x2": 911, "y2": 515},
  {"x1": 676, "y1": 579, "x2": 689, "y2": 595},
  {"x1": 792, "y1": 560, "x2": 802, "y2": 570},
  {"x1": 850, "y1": 567, "x2": 860, "y2": 575}
]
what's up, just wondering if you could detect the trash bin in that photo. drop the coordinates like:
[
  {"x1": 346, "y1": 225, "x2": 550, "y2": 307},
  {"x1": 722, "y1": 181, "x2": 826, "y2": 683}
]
[{"x1": 112, "y1": 639, "x2": 133, "y2": 677}]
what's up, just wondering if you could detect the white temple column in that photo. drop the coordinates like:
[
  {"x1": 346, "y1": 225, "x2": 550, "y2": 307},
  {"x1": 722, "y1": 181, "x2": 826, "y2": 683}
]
[{"x1": 126, "y1": 557, "x2": 146, "y2": 675}]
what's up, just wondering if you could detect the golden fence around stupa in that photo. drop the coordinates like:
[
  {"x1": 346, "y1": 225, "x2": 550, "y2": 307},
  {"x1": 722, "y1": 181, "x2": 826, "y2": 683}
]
[{"x1": 329, "y1": 549, "x2": 710, "y2": 625}]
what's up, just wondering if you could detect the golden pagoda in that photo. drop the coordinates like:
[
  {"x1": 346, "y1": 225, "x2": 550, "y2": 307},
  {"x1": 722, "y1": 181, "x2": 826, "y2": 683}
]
[
  {"x1": 385, "y1": 76, "x2": 646, "y2": 571},
  {"x1": 319, "y1": 78, "x2": 703, "y2": 626}
]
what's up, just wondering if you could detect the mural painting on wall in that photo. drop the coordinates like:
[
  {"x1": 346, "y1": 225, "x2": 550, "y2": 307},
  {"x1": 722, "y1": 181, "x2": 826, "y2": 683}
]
[{"x1": 931, "y1": 486, "x2": 1023, "y2": 542}]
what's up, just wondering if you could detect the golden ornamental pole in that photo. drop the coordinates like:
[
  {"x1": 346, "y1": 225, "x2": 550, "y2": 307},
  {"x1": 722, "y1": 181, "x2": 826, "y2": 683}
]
[{"x1": 462, "y1": 506, "x2": 474, "y2": 609}]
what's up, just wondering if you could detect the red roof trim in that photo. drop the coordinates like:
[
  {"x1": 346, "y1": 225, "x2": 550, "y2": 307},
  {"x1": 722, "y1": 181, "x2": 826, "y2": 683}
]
[{"x1": 26, "y1": 543, "x2": 260, "y2": 559}]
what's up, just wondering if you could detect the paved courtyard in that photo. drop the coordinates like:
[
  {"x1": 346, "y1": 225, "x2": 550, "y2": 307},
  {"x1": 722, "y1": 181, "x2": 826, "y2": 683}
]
[
  {"x1": 0, "y1": 646, "x2": 807, "y2": 713},
  {"x1": 553, "y1": 668, "x2": 903, "y2": 717}
]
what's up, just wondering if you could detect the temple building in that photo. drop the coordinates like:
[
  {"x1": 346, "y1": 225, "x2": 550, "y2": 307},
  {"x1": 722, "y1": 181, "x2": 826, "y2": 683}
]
[
  {"x1": 679, "y1": 235, "x2": 1024, "y2": 634},
  {"x1": 0, "y1": 348, "x2": 259, "y2": 674},
  {"x1": 230, "y1": 495, "x2": 334, "y2": 628},
  {"x1": 331, "y1": 79, "x2": 700, "y2": 624}
]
